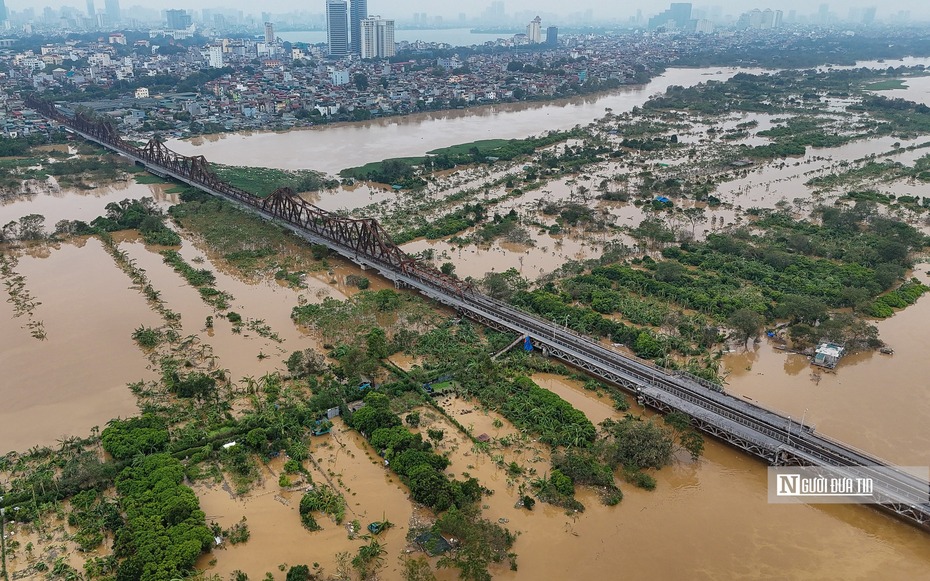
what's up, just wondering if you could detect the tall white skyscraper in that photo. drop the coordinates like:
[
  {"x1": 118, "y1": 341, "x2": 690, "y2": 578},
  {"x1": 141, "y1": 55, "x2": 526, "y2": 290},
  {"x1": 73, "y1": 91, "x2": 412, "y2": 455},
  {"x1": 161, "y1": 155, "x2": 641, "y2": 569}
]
[
  {"x1": 208, "y1": 45, "x2": 224, "y2": 68},
  {"x1": 527, "y1": 16, "x2": 542, "y2": 44},
  {"x1": 360, "y1": 16, "x2": 395, "y2": 59},
  {"x1": 326, "y1": 0, "x2": 349, "y2": 57},
  {"x1": 264, "y1": 21, "x2": 275, "y2": 44}
]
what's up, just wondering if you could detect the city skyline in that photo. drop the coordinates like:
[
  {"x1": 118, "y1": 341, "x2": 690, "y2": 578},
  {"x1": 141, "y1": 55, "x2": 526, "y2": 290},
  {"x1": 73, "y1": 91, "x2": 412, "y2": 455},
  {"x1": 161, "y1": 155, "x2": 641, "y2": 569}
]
[{"x1": 6, "y1": 0, "x2": 930, "y2": 20}]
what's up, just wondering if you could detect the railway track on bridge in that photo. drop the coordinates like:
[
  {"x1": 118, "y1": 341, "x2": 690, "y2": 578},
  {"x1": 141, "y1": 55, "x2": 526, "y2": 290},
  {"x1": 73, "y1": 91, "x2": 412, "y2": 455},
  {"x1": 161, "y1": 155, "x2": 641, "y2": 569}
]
[{"x1": 25, "y1": 95, "x2": 930, "y2": 531}]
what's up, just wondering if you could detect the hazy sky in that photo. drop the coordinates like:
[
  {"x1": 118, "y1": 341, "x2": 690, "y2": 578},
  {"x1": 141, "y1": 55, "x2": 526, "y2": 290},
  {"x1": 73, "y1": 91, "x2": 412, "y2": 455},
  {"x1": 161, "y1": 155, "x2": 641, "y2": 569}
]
[{"x1": 11, "y1": 0, "x2": 930, "y2": 19}]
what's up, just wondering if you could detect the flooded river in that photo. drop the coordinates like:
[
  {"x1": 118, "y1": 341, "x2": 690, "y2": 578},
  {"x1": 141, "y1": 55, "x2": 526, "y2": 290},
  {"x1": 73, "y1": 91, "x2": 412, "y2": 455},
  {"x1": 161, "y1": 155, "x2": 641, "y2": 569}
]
[
  {"x1": 168, "y1": 68, "x2": 762, "y2": 175},
  {"x1": 4, "y1": 57, "x2": 930, "y2": 579}
]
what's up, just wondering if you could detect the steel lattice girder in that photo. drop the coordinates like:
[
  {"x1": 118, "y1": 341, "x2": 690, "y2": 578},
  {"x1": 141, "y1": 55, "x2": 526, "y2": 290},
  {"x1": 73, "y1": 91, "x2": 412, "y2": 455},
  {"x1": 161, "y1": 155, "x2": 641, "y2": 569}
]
[{"x1": 24, "y1": 94, "x2": 470, "y2": 295}]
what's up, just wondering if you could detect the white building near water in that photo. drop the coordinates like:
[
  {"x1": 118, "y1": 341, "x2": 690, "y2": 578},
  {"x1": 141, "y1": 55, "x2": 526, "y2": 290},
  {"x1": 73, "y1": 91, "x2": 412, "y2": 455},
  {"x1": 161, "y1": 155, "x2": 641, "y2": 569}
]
[
  {"x1": 359, "y1": 16, "x2": 395, "y2": 59},
  {"x1": 813, "y1": 342, "x2": 845, "y2": 369},
  {"x1": 527, "y1": 16, "x2": 542, "y2": 44}
]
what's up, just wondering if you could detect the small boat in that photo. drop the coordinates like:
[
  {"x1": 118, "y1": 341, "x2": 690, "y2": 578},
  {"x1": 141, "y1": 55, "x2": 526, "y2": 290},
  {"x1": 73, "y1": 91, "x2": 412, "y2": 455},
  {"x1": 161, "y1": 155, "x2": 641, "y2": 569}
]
[{"x1": 879, "y1": 347, "x2": 894, "y2": 355}]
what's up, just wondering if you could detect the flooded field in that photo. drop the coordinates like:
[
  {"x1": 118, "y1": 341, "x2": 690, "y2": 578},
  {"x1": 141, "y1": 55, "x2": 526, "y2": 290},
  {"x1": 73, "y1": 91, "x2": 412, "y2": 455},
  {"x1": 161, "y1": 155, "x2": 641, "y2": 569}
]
[
  {"x1": 0, "y1": 181, "x2": 177, "y2": 232},
  {"x1": 0, "y1": 239, "x2": 159, "y2": 453},
  {"x1": 421, "y1": 376, "x2": 930, "y2": 581},
  {"x1": 870, "y1": 74, "x2": 930, "y2": 106},
  {"x1": 196, "y1": 420, "x2": 416, "y2": 580}
]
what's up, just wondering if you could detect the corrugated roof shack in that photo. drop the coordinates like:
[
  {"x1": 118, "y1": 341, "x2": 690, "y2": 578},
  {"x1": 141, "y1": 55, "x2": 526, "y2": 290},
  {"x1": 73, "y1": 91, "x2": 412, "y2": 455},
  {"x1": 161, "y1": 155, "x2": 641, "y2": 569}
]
[{"x1": 812, "y1": 342, "x2": 845, "y2": 369}]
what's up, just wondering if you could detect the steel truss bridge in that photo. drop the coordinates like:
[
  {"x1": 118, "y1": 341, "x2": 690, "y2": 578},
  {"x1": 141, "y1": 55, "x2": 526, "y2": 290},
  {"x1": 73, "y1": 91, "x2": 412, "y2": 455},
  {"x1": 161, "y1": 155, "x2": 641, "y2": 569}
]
[{"x1": 26, "y1": 96, "x2": 930, "y2": 531}]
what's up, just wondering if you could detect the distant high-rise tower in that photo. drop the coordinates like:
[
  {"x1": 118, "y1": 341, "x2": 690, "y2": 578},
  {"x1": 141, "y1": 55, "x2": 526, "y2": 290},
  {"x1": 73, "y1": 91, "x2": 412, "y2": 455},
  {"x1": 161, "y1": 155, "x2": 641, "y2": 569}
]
[
  {"x1": 862, "y1": 6, "x2": 876, "y2": 24},
  {"x1": 546, "y1": 26, "x2": 558, "y2": 46},
  {"x1": 264, "y1": 22, "x2": 275, "y2": 44},
  {"x1": 526, "y1": 16, "x2": 542, "y2": 44},
  {"x1": 166, "y1": 9, "x2": 191, "y2": 30},
  {"x1": 648, "y1": 3, "x2": 692, "y2": 30},
  {"x1": 350, "y1": 0, "x2": 367, "y2": 55},
  {"x1": 773, "y1": 10, "x2": 783, "y2": 28},
  {"x1": 818, "y1": 3, "x2": 830, "y2": 25},
  {"x1": 326, "y1": 0, "x2": 349, "y2": 56},
  {"x1": 105, "y1": 0, "x2": 119, "y2": 24},
  {"x1": 360, "y1": 16, "x2": 395, "y2": 59},
  {"x1": 86, "y1": 0, "x2": 95, "y2": 18},
  {"x1": 0, "y1": 0, "x2": 7, "y2": 22}
]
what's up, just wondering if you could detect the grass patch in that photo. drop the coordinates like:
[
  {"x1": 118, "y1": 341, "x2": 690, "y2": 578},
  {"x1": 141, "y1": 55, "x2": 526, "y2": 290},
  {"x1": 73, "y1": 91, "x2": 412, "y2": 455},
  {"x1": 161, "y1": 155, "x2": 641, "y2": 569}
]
[
  {"x1": 168, "y1": 189, "x2": 316, "y2": 275},
  {"x1": 211, "y1": 164, "x2": 332, "y2": 197},
  {"x1": 339, "y1": 156, "x2": 426, "y2": 184},
  {"x1": 426, "y1": 139, "x2": 512, "y2": 156},
  {"x1": 864, "y1": 79, "x2": 908, "y2": 91},
  {"x1": 133, "y1": 172, "x2": 168, "y2": 184}
]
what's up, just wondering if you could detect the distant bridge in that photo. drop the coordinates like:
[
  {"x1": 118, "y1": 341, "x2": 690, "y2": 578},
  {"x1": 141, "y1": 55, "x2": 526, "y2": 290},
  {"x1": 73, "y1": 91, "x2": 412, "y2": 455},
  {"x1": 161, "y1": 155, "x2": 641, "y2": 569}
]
[{"x1": 26, "y1": 95, "x2": 930, "y2": 531}]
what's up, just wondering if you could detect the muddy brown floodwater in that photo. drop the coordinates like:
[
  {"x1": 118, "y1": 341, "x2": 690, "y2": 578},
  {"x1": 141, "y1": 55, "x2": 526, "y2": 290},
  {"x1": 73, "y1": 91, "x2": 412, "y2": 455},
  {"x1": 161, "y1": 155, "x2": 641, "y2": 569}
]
[
  {"x1": 722, "y1": 272, "x2": 930, "y2": 467},
  {"x1": 0, "y1": 181, "x2": 177, "y2": 233},
  {"x1": 490, "y1": 375, "x2": 930, "y2": 581},
  {"x1": 0, "y1": 238, "x2": 159, "y2": 453},
  {"x1": 168, "y1": 68, "x2": 766, "y2": 175},
  {"x1": 196, "y1": 419, "x2": 416, "y2": 580}
]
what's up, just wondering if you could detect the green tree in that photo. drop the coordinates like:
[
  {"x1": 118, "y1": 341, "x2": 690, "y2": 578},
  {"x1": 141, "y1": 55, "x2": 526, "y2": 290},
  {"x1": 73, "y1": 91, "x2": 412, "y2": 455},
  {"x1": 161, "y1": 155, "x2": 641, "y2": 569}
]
[
  {"x1": 366, "y1": 327, "x2": 388, "y2": 359},
  {"x1": 632, "y1": 332, "x2": 663, "y2": 358},
  {"x1": 774, "y1": 295, "x2": 828, "y2": 325},
  {"x1": 101, "y1": 415, "x2": 169, "y2": 460},
  {"x1": 604, "y1": 417, "x2": 675, "y2": 470},
  {"x1": 728, "y1": 308, "x2": 764, "y2": 345},
  {"x1": 286, "y1": 564, "x2": 310, "y2": 581}
]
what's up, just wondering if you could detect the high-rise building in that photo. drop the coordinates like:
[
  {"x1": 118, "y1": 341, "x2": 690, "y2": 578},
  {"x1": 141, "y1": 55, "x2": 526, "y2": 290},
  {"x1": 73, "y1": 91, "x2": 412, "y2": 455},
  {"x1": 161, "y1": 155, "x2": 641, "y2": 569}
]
[
  {"x1": 166, "y1": 9, "x2": 192, "y2": 30},
  {"x1": 86, "y1": 0, "x2": 95, "y2": 18},
  {"x1": 546, "y1": 26, "x2": 558, "y2": 46},
  {"x1": 647, "y1": 3, "x2": 692, "y2": 30},
  {"x1": 0, "y1": 0, "x2": 8, "y2": 23},
  {"x1": 326, "y1": 0, "x2": 349, "y2": 57},
  {"x1": 350, "y1": 0, "x2": 367, "y2": 55},
  {"x1": 360, "y1": 16, "x2": 395, "y2": 59},
  {"x1": 105, "y1": 0, "x2": 119, "y2": 24},
  {"x1": 862, "y1": 6, "x2": 876, "y2": 24},
  {"x1": 482, "y1": 1, "x2": 505, "y2": 24},
  {"x1": 264, "y1": 22, "x2": 275, "y2": 44},
  {"x1": 761, "y1": 8, "x2": 774, "y2": 29},
  {"x1": 818, "y1": 3, "x2": 830, "y2": 25},
  {"x1": 208, "y1": 45, "x2": 224, "y2": 68},
  {"x1": 526, "y1": 16, "x2": 542, "y2": 44},
  {"x1": 773, "y1": 10, "x2": 783, "y2": 28},
  {"x1": 695, "y1": 18, "x2": 714, "y2": 33}
]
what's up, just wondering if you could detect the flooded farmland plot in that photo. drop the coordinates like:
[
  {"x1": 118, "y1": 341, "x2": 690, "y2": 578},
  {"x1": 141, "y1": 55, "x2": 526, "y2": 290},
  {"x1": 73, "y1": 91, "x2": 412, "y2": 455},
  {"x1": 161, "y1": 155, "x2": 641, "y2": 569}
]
[
  {"x1": 195, "y1": 420, "x2": 417, "y2": 581},
  {"x1": 0, "y1": 239, "x2": 159, "y2": 453},
  {"x1": 0, "y1": 181, "x2": 178, "y2": 232}
]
